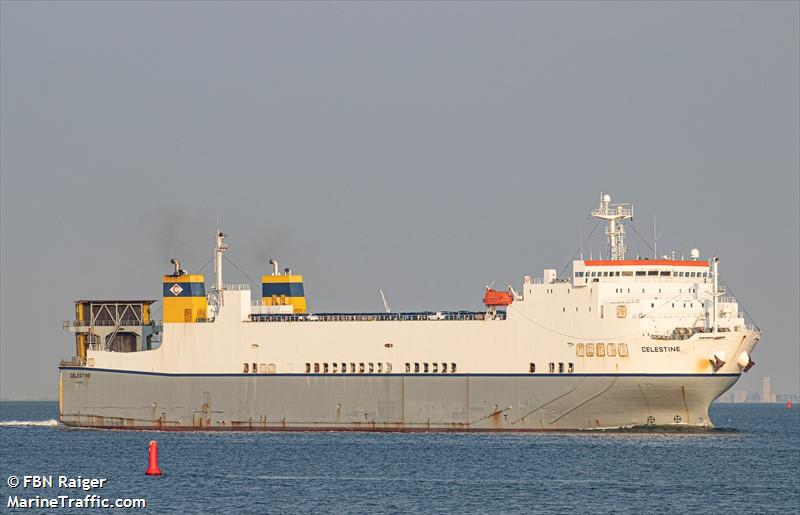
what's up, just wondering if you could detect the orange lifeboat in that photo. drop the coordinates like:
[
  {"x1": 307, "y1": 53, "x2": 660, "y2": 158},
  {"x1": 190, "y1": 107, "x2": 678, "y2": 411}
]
[{"x1": 483, "y1": 288, "x2": 513, "y2": 307}]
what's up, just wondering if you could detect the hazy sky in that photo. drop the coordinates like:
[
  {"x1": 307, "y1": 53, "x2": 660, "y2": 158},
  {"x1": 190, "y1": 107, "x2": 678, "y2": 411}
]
[{"x1": 1, "y1": 1, "x2": 798, "y2": 398}]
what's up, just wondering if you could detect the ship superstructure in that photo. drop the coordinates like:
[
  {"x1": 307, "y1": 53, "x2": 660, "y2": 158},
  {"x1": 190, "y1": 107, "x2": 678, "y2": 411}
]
[{"x1": 59, "y1": 195, "x2": 760, "y2": 431}]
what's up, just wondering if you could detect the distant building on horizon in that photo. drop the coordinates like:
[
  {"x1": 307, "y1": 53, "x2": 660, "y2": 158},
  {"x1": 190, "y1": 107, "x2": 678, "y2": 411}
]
[{"x1": 762, "y1": 377, "x2": 777, "y2": 403}]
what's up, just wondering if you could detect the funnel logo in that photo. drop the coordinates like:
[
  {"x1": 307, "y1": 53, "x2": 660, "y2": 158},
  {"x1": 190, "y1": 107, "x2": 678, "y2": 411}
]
[{"x1": 169, "y1": 284, "x2": 184, "y2": 296}]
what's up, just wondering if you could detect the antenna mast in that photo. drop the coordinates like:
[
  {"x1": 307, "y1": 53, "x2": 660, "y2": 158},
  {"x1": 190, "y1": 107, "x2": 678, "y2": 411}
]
[
  {"x1": 214, "y1": 229, "x2": 228, "y2": 292},
  {"x1": 590, "y1": 193, "x2": 633, "y2": 261}
]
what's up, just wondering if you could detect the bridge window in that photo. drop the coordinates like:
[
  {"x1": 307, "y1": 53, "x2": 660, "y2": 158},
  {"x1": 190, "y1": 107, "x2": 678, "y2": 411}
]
[
  {"x1": 636, "y1": 271, "x2": 646, "y2": 276},
  {"x1": 660, "y1": 271, "x2": 670, "y2": 276},
  {"x1": 648, "y1": 271, "x2": 658, "y2": 276},
  {"x1": 529, "y1": 363, "x2": 536, "y2": 373},
  {"x1": 576, "y1": 343, "x2": 584, "y2": 356},
  {"x1": 622, "y1": 271, "x2": 633, "y2": 276}
]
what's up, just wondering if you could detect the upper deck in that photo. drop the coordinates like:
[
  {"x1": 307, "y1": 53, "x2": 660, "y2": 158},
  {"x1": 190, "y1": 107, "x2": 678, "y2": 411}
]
[{"x1": 572, "y1": 259, "x2": 711, "y2": 285}]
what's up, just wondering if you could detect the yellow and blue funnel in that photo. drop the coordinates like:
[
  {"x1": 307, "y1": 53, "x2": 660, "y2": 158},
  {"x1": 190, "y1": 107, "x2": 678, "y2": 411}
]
[
  {"x1": 162, "y1": 272, "x2": 207, "y2": 323},
  {"x1": 261, "y1": 272, "x2": 306, "y2": 313}
]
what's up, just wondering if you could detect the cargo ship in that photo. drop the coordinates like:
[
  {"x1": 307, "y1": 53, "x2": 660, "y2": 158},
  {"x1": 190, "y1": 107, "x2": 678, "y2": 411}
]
[{"x1": 58, "y1": 194, "x2": 760, "y2": 431}]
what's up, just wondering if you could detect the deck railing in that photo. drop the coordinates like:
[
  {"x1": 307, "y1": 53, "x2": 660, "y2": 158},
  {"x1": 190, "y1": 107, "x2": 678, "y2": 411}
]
[{"x1": 250, "y1": 311, "x2": 505, "y2": 323}]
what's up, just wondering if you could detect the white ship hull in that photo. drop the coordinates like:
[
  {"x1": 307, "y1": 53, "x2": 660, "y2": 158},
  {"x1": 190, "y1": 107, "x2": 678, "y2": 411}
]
[
  {"x1": 59, "y1": 368, "x2": 739, "y2": 431},
  {"x1": 58, "y1": 195, "x2": 762, "y2": 431}
]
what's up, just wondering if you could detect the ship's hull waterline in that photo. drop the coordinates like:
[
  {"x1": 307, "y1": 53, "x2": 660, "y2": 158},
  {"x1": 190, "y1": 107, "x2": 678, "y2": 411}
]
[{"x1": 59, "y1": 368, "x2": 738, "y2": 431}]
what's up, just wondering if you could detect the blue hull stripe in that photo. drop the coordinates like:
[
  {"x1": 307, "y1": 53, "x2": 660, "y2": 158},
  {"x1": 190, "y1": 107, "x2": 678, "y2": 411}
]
[{"x1": 60, "y1": 367, "x2": 740, "y2": 379}]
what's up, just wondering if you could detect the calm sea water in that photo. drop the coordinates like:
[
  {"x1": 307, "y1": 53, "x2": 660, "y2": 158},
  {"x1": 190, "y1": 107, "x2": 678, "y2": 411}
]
[{"x1": 1, "y1": 402, "x2": 798, "y2": 514}]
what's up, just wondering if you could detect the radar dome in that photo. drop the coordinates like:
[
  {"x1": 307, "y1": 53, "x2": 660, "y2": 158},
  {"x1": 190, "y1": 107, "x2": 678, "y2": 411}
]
[
  {"x1": 690, "y1": 248, "x2": 700, "y2": 260},
  {"x1": 603, "y1": 194, "x2": 611, "y2": 203}
]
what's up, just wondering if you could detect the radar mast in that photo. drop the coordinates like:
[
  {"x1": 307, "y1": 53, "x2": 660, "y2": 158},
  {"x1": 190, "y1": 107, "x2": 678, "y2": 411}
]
[{"x1": 590, "y1": 193, "x2": 633, "y2": 260}]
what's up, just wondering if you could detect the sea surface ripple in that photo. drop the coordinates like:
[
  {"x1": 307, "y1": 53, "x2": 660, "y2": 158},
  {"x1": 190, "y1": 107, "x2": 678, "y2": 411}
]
[{"x1": 1, "y1": 402, "x2": 798, "y2": 514}]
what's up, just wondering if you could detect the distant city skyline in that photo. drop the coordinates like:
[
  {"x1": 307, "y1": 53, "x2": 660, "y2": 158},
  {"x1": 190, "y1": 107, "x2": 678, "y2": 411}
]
[{"x1": 718, "y1": 375, "x2": 799, "y2": 404}]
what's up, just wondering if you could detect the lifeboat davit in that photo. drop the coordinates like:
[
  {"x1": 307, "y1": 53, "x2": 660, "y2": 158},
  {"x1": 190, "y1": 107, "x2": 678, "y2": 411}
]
[{"x1": 483, "y1": 288, "x2": 513, "y2": 307}]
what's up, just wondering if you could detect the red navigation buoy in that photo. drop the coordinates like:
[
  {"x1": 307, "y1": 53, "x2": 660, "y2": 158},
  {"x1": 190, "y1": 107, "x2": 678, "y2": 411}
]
[
  {"x1": 787, "y1": 400, "x2": 793, "y2": 409},
  {"x1": 146, "y1": 440, "x2": 161, "y2": 475}
]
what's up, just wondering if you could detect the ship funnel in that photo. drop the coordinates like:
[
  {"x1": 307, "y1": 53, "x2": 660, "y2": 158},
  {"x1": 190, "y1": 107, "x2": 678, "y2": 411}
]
[{"x1": 269, "y1": 258, "x2": 279, "y2": 276}]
